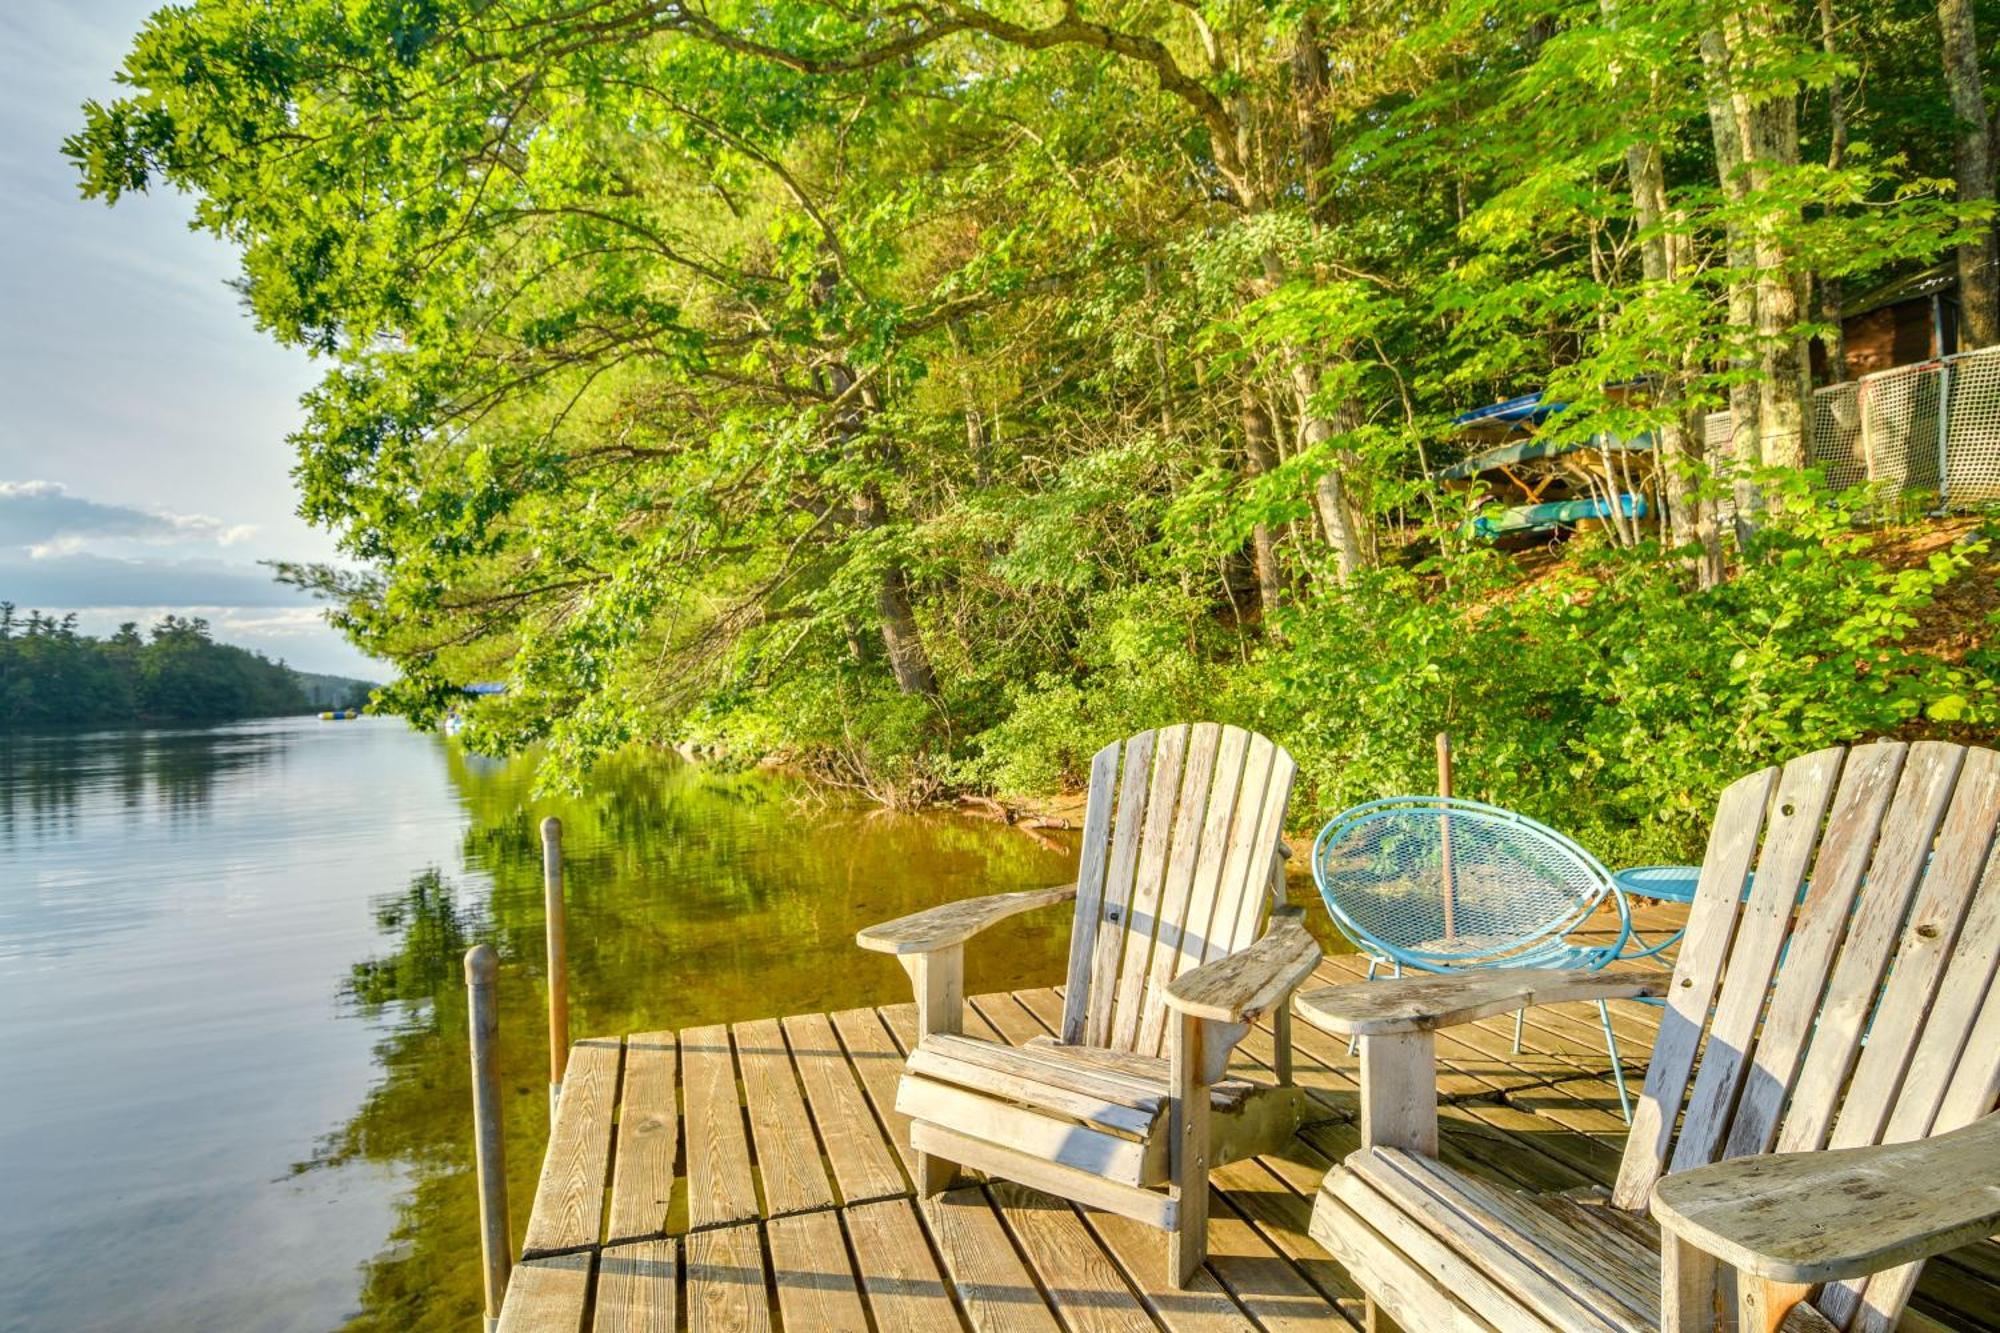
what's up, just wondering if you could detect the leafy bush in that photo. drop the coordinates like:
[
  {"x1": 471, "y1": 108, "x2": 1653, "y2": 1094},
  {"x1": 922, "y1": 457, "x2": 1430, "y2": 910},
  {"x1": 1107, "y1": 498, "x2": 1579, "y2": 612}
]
[
  {"x1": 975, "y1": 486, "x2": 1996, "y2": 867},
  {"x1": 967, "y1": 585, "x2": 1235, "y2": 794}
]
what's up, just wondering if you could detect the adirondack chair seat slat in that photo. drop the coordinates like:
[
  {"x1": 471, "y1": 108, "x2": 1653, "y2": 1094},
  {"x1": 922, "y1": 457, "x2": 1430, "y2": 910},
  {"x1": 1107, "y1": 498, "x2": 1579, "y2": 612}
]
[
  {"x1": 1297, "y1": 741, "x2": 2000, "y2": 1333},
  {"x1": 857, "y1": 723, "x2": 1315, "y2": 1286},
  {"x1": 1319, "y1": 1146, "x2": 1662, "y2": 1332},
  {"x1": 907, "y1": 1031, "x2": 1260, "y2": 1132}
]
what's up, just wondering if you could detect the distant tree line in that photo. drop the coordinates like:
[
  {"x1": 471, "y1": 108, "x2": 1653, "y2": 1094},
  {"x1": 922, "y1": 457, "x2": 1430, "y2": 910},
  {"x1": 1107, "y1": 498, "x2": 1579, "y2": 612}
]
[
  {"x1": 295, "y1": 669, "x2": 377, "y2": 712},
  {"x1": 0, "y1": 606, "x2": 323, "y2": 727}
]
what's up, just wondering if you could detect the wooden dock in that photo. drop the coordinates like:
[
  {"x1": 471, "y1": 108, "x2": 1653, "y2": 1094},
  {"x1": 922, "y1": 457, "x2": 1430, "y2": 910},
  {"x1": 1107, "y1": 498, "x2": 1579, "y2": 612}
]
[{"x1": 497, "y1": 908, "x2": 2000, "y2": 1332}]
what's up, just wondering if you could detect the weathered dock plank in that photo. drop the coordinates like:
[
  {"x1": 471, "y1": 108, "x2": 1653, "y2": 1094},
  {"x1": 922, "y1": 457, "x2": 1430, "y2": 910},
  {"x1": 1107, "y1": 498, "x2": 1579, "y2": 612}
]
[
  {"x1": 989, "y1": 1181, "x2": 1158, "y2": 1333},
  {"x1": 1202, "y1": 1199, "x2": 1348, "y2": 1332},
  {"x1": 929, "y1": 1184, "x2": 1065, "y2": 1332},
  {"x1": 593, "y1": 1240, "x2": 676, "y2": 1333},
  {"x1": 765, "y1": 1208, "x2": 869, "y2": 1332},
  {"x1": 523, "y1": 1037, "x2": 621, "y2": 1258},
  {"x1": 844, "y1": 1196, "x2": 963, "y2": 1328},
  {"x1": 683, "y1": 1222, "x2": 769, "y2": 1333},
  {"x1": 735, "y1": 1015, "x2": 837, "y2": 1217},
  {"x1": 497, "y1": 1251, "x2": 592, "y2": 1333},
  {"x1": 606, "y1": 1032, "x2": 677, "y2": 1244},
  {"x1": 1081, "y1": 1206, "x2": 1271, "y2": 1332},
  {"x1": 782, "y1": 1010, "x2": 904, "y2": 1206},
  {"x1": 680, "y1": 1025, "x2": 760, "y2": 1231},
  {"x1": 828, "y1": 1005, "x2": 919, "y2": 1178}
]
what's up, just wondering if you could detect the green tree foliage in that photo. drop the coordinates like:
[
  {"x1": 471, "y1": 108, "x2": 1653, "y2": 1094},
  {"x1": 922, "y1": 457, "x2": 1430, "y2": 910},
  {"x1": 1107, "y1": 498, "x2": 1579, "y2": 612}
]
[
  {"x1": 0, "y1": 608, "x2": 312, "y2": 726},
  {"x1": 69, "y1": 0, "x2": 2000, "y2": 851}
]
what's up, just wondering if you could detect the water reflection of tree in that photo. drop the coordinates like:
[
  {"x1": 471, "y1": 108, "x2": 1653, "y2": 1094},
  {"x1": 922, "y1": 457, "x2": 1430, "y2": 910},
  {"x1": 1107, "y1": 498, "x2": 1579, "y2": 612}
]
[
  {"x1": 313, "y1": 867, "x2": 516, "y2": 1333},
  {"x1": 347, "y1": 870, "x2": 475, "y2": 1009},
  {"x1": 0, "y1": 727, "x2": 293, "y2": 963},
  {"x1": 147, "y1": 728, "x2": 284, "y2": 820},
  {"x1": 326, "y1": 748, "x2": 1077, "y2": 1331},
  {"x1": 0, "y1": 725, "x2": 282, "y2": 844}
]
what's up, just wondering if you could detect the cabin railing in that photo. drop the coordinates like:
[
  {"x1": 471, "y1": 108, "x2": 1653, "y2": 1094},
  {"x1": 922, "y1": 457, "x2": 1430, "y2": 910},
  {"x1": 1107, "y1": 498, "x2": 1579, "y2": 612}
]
[{"x1": 1703, "y1": 340, "x2": 2000, "y2": 511}]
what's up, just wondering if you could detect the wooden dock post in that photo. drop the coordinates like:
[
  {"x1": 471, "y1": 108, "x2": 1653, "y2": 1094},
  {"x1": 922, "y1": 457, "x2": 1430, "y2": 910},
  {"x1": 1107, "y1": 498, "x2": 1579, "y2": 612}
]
[
  {"x1": 542, "y1": 815, "x2": 569, "y2": 1119},
  {"x1": 465, "y1": 944, "x2": 511, "y2": 1333}
]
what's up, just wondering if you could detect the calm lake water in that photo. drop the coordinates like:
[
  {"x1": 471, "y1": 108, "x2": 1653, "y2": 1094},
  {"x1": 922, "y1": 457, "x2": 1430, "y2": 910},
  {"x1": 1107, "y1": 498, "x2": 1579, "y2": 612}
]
[{"x1": 0, "y1": 716, "x2": 1082, "y2": 1332}]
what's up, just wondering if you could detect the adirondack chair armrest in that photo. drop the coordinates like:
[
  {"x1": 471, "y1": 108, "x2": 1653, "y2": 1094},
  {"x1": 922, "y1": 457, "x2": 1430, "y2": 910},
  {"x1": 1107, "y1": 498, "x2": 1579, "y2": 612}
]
[
  {"x1": 1649, "y1": 1113, "x2": 2000, "y2": 1286},
  {"x1": 855, "y1": 883, "x2": 1078, "y2": 956},
  {"x1": 1163, "y1": 910, "x2": 1322, "y2": 1023},
  {"x1": 1291, "y1": 966, "x2": 1663, "y2": 1037}
]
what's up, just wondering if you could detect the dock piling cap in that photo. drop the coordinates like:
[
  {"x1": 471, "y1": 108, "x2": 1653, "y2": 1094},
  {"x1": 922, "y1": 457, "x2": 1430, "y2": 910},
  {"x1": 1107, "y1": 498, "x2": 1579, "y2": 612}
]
[{"x1": 464, "y1": 943, "x2": 499, "y2": 985}]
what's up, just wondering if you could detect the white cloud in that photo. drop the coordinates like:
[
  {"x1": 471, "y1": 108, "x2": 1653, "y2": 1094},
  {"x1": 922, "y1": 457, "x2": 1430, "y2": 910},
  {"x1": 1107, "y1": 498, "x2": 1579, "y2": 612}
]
[
  {"x1": 211, "y1": 606, "x2": 328, "y2": 636},
  {"x1": 0, "y1": 549, "x2": 309, "y2": 607},
  {"x1": 0, "y1": 479, "x2": 248, "y2": 551}
]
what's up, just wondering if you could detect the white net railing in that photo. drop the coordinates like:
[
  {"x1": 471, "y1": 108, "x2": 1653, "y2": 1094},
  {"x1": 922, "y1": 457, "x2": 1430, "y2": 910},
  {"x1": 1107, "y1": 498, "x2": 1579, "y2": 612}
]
[
  {"x1": 1810, "y1": 380, "x2": 1866, "y2": 492},
  {"x1": 1701, "y1": 343, "x2": 2000, "y2": 510},
  {"x1": 1945, "y1": 349, "x2": 2000, "y2": 504}
]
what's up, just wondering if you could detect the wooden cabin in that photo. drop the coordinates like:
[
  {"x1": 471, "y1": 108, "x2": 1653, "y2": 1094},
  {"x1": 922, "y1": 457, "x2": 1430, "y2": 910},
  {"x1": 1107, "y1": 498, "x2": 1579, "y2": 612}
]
[{"x1": 1816, "y1": 263, "x2": 1960, "y2": 381}]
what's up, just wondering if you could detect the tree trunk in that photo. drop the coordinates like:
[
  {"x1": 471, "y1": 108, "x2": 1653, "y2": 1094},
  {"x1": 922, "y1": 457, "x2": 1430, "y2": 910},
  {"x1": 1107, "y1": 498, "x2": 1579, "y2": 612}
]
[
  {"x1": 871, "y1": 540, "x2": 939, "y2": 697},
  {"x1": 1290, "y1": 17, "x2": 1334, "y2": 221},
  {"x1": 829, "y1": 364, "x2": 940, "y2": 699},
  {"x1": 1604, "y1": 0, "x2": 1723, "y2": 581},
  {"x1": 1816, "y1": 0, "x2": 1850, "y2": 382},
  {"x1": 1307, "y1": 395, "x2": 1367, "y2": 580},
  {"x1": 1267, "y1": 20, "x2": 1369, "y2": 584},
  {"x1": 1682, "y1": 401, "x2": 1725, "y2": 587},
  {"x1": 1731, "y1": 10, "x2": 1811, "y2": 473},
  {"x1": 946, "y1": 319, "x2": 991, "y2": 486},
  {"x1": 1703, "y1": 26, "x2": 1767, "y2": 538},
  {"x1": 1624, "y1": 132, "x2": 1704, "y2": 550},
  {"x1": 850, "y1": 476, "x2": 938, "y2": 698},
  {"x1": 1242, "y1": 265, "x2": 1366, "y2": 582},
  {"x1": 1258, "y1": 317, "x2": 1364, "y2": 586},
  {"x1": 1241, "y1": 386, "x2": 1284, "y2": 615},
  {"x1": 1821, "y1": 0, "x2": 1849, "y2": 173},
  {"x1": 1940, "y1": 0, "x2": 1999, "y2": 347}
]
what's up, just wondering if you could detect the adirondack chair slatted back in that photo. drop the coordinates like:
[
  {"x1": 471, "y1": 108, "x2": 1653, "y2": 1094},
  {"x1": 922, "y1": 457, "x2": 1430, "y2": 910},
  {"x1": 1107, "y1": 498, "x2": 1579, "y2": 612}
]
[
  {"x1": 1059, "y1": 724, "x2": 1297, "y2": 1056},
  {"x1": 1610, "y1": 741, "x2": 2000, "y2": 1333}
]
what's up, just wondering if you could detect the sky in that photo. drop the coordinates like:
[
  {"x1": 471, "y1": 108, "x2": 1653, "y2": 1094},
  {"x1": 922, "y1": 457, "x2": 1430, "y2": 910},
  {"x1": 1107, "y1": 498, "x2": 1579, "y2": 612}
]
[{"x1": 0, "y1": 1, "x2": 378, "y2": 678}]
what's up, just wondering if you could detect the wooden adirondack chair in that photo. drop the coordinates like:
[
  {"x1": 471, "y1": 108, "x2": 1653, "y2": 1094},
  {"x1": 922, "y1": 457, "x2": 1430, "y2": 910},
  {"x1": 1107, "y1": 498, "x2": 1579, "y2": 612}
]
[
  {"x1": 1296, "y1": 740, "x2": 2000, "y2": 1333},
  {"x1": 857, "y1": 723, "x2": 1322, "y2": 1285}
]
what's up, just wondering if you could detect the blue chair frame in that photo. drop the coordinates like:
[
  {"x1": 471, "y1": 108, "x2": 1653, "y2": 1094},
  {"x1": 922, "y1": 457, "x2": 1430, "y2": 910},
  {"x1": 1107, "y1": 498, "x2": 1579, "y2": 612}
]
[{"x1": 1312, "y1": 796, "x2": 1638, "y2": 1121}]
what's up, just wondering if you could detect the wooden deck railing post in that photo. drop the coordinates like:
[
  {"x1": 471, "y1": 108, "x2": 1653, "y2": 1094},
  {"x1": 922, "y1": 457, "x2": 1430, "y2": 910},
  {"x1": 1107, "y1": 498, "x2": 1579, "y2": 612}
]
[
  {"x1": 542, "y1": 815, "x2": 569, "y2": 1119},
  {"x1": 464, "y1": 944, "x2": 511, "y2": 1333}
]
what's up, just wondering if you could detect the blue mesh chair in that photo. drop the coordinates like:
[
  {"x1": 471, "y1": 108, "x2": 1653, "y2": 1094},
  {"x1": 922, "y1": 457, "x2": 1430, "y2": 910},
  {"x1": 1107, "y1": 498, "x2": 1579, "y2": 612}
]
[{"x1": 1312, "y1": 796, "x2": 1637, "y2": 1121}]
